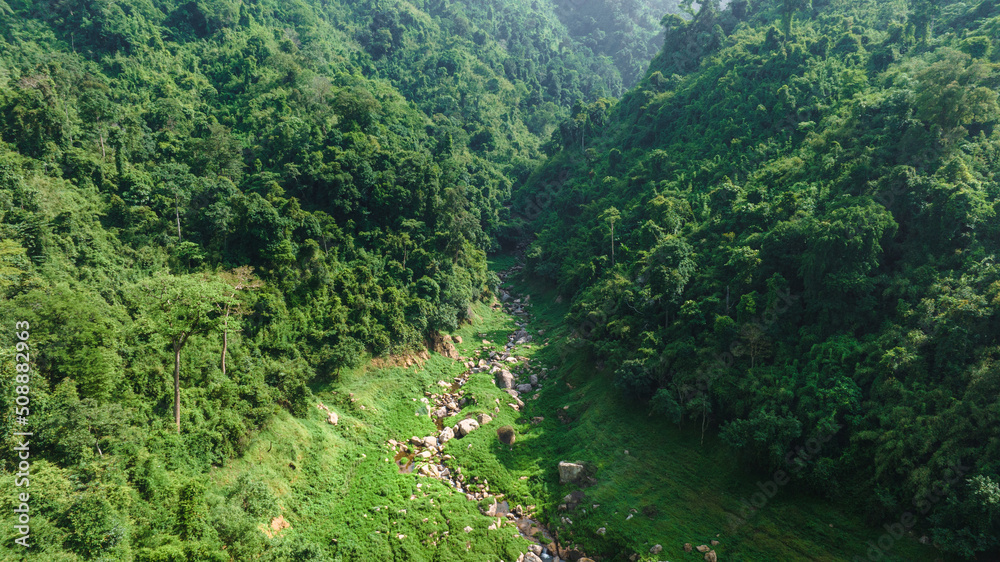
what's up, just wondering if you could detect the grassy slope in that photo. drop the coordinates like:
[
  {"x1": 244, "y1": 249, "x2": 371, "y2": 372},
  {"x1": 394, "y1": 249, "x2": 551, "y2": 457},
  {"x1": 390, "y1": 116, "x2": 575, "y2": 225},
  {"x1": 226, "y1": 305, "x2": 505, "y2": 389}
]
[{"x1": 205, "y1": 255, "x2": 941, "y2": 561}]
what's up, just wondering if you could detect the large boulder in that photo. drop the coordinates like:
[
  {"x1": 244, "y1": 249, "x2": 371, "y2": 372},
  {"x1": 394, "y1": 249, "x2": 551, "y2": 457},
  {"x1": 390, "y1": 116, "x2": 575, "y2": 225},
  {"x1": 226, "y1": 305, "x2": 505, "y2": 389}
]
[
  {"x1": 558, "y1": 461, "x2": 585, "y2": 483},
  {"x1": 497, "y1": 426, "x2": 516, "y2": 446},
  {"x1": 524, "y1": 553, "x2": 543, "y2": 562},
  {"x1": 456, "y1": 418, "x2": 480, "y2": 437},
  {"x1": 422, "y1": 436, "x2": 438, "y2": 449},
  {"x1": 496, "y1": 370, "x2": 515, "y2": 389},
  {"x1": 438, "y1": 426, "x2": 455, "y2": 443}
]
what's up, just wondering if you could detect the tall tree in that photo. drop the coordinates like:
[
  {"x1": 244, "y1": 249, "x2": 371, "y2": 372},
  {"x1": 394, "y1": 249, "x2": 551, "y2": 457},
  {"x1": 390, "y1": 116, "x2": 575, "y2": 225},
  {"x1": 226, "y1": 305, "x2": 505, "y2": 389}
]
[
  {"x1": 599, "y1": 206, "x2": 621, "y2": 267},
  {"x1": 131, "y1": 273, "x2": 228, "y2": 432}
]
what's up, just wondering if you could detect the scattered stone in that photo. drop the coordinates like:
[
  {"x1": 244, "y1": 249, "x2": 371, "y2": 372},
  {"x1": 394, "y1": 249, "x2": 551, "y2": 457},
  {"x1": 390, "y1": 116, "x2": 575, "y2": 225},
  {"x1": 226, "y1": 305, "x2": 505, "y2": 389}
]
[
  {"x1": 453, "y1": 335, "x2": 463, "y2": 344},
  {"x1": 529, "y1": 374, "x2": 538, "y2": 385},
  {"x1": 496, "y1": 370, "x2": 515, "y2": 389},
  {"x1": 705, "y1": 550, "x2": 718, "y2": 562},
  {"x1": 438, "y1": 426, "x2": 455, "y2": 443},
  {"x1": 524, "y1": 552, "x2": 543, "y2": 562},
  {"x1": 684, "y1": 543, "x2": 693, "y2": 552},
  {"x1": 456, "y1": 418, "x2": 480, "y2": 437},
  {"x1": 476, "y1": 413, "x2": 493, "y2": 425},
  {"x1": 422, "y1": 436, "x2": 438, "y2": 449},
  {"x1": 531, "y1": 416, "x2": 545, "y2": 424},
  {"x1": 650, "y1": 544, "x2": 663, "y2": 554},
  {"x1": 697, "y1": 544, "x2": 711, "y2": 553},
  {"x1": 711, "y1": 539, "x2": 720, "y2": 546},
  {"x1": 558, "y1": 461, "x2": 585, "y2": 483},
  {"x1": 516, "y1": 383, "x2": 534, "y2": 393},
  {"x1": 597, "y1": 527, "x2": 606, "y2": 535},
  {"x1": 463, "y1": 526, "x2": 473, "y2": 533},
  {"x1": 327, "y1": 411, "x2": 339, "y2": 425}
]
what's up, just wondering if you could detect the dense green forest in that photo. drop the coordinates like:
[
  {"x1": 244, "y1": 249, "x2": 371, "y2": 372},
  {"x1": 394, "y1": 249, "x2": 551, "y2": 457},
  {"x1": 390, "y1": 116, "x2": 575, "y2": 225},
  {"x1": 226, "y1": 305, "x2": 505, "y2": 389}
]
[
  {"x1": 0, "y1": 0, "x2": 680, "y2": 559},
  {"x1": 519, "y1": 0, "x2": 1000, "y2": 558},
  {"x1": 0, "y1": 0, "x2": 998, "y2": 559}
]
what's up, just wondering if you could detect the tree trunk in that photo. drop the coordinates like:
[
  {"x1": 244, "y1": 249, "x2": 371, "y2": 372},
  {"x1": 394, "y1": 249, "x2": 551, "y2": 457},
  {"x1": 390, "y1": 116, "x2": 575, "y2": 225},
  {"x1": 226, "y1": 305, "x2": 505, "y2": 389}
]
[
  {"x1": 700, "y1": 406, "x2": 709, "y2": 445},
  {"x1": 175, "y1": 195, "x2": 183, "y2": 240},
  {"x1": 221, "y1": 310, "x2": 229, "y2": 377},
  {"x1": 174, "y1": 341, "x2": 182, "y2": 433}
]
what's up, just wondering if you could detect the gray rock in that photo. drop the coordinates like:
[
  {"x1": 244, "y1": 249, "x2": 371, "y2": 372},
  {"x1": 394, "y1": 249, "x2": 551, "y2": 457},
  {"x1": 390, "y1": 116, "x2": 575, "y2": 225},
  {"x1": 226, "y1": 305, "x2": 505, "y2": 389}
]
[
  {"x1": 650, "y1": 544, "x2": 662, "y2": 554},
  {"x1": 558, "y1": 461, "x2": 585, "y2": 483},
  {"x1": 438, "y1": 426, "x2": 455, "y2": 443},
  {"x1": 529, "y1": 374, "x2": 538, "y2": 385},
  {"x1": 456, "y1": 418, "x2": 480, "y2": 437},
  {"x1": 496, "y1": 370, "x2": 515, "y2": 389},
  {"x1": 516, "y1": 383, "x2": 534, "y2": 393}
]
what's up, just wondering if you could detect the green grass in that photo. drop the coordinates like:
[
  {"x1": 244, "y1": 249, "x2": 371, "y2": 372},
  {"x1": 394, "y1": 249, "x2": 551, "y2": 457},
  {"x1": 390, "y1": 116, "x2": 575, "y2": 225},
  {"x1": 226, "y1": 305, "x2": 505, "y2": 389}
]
[{"x1": 207, "y1": 257, "x2": 942, "y2": 561}]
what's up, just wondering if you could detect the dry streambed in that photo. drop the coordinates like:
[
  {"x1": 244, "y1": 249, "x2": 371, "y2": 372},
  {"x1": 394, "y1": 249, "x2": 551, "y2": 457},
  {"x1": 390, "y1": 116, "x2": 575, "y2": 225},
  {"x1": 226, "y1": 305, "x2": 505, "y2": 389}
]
[{"x1": 383, "y1": 270, "x2": 593, "y2": 562}]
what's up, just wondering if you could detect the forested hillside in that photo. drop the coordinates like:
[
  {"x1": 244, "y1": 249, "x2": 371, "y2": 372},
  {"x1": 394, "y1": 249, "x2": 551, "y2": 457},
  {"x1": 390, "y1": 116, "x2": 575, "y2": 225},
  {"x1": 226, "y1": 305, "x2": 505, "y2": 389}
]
[
  {"x1": 550, "y1": 0, "x2": 681, "y2": 87},
  {"x1": 518, "y1": 0, "x2": 1000, "y2": 558},
  {"x1": 0, "y1": 0, "x2": 676, "y2": 559},
  {"x1": 2, "y1": 0, "x2": 999, "y2": 560}
]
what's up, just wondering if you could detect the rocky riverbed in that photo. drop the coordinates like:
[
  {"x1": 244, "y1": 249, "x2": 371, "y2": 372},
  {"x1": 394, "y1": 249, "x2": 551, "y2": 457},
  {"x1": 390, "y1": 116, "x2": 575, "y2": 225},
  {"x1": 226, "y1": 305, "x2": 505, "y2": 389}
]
[{"x1": 383, "y1": 265, "x2": 595, "y2": 562}]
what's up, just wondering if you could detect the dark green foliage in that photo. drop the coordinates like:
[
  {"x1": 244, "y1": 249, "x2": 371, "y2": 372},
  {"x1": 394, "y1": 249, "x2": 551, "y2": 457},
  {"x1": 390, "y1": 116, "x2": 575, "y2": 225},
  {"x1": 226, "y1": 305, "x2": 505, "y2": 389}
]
[
  {"x1": 516, "y1": 0, "x2": 1000, "y2": 558},
  {"x1": 66, "y1": 493, "x2": 131, "y2": 559}
]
